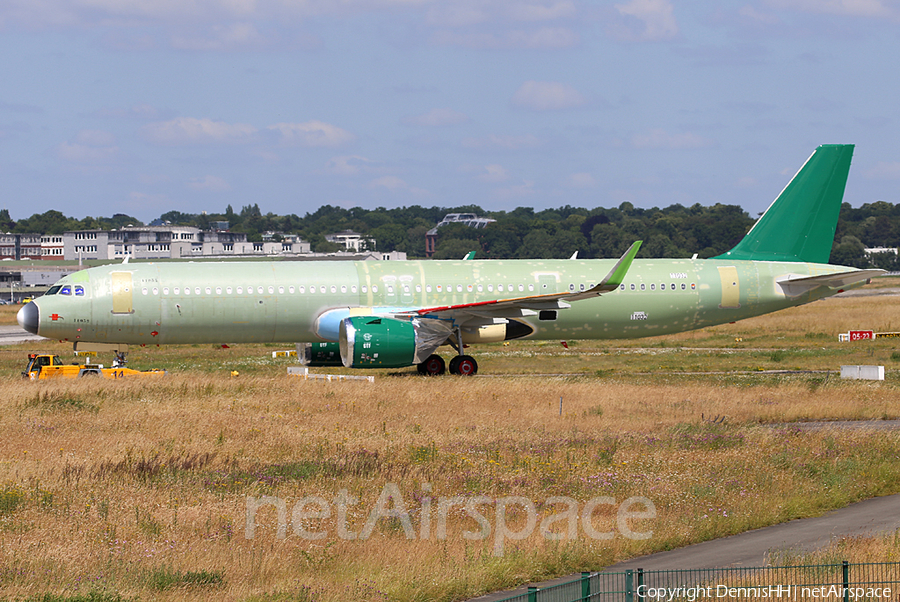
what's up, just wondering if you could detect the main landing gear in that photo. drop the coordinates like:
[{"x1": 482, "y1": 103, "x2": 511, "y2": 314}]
[
  {"x1": 416, "y1": 326, "x2": 479, "y2": 376},
  {"x1": 416, "y1": 353, "x2": 478, "y2": 376}
]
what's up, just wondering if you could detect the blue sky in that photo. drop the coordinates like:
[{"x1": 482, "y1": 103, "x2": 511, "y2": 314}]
[{"x1": 1, "y1": 0, "x2": 899, "y2": 224}]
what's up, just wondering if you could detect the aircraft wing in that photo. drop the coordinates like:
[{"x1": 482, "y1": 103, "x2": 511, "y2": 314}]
[
  {"x1": 399, "y1": 241, "x2": 642, "y2": 322},
  {"x1": 776, "y1": 268, "x2": 885, "y2": 297}
]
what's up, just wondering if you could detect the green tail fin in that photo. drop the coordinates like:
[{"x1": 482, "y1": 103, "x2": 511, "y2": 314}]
[{"x1": 714, "y1": 144, "x2": 853, "y2": 263}]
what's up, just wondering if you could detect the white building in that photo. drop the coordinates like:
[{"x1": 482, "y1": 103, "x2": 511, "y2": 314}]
[{"x1": 325, "y1": 230, "x2": 374, "y2": 251}]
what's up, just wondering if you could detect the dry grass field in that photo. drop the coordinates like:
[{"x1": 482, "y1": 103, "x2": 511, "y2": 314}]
[{"x1": 2, "y1": 282, "x2": 900, "y2": 601}]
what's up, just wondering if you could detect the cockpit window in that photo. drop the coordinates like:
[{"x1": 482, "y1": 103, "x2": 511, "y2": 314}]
[
  {"x1": 60, "y1": 285, "x2": 72, "y2": 295},
  {"x1": 47, "y1": 286, "x2": 61, "y2": 295},
  {"x1": 74, "y1": 285, "x2": 85, "y2": 296}
]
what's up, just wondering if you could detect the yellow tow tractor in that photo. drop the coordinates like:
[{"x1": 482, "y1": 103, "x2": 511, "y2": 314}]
[{"x1": 23, "y1": 353, "x2": 167, "y2": 380}]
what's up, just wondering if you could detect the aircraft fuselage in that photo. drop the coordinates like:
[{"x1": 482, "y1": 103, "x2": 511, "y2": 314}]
[{"x1": 27, "y1": 257, "x2": 854, "y2": 347}]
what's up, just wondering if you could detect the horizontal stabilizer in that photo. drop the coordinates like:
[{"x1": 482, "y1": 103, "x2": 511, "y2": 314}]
[{"x1": 777, "y1": 269, "x2": 884, "y2": 297}]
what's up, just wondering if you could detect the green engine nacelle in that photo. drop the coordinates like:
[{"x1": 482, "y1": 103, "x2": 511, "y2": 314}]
[
  {"x1": 298, "y1": 342, "x2": 344, "y2": 367},
  {"x1": 339, "y1": 316, "x2": 416, "y2": 369}
]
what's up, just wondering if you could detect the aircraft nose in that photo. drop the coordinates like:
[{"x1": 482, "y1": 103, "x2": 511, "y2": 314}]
[{"x1": 17, "y1": 301, "x2": 39, "y2": 335}]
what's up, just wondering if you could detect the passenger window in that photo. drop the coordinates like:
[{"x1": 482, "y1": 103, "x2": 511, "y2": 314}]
[
  {"x1": 298, "y1": 286, "x2": 304, "y2": 293},
  {"x1": 467, "y1": 285, "x2": 473, "y2": 292},
  {"x1": 278, "y1": 286, "x2": 284, "y2": 294},
  {"x1": 681, "y1": 283, "x2": 686, "y2": 290},
  {"x1": 387, "y1": 286, "x2": 394, "y2": 293},
  {"x1": 372, "y1": 285, "x2": 378, "y2": 293},
  {"x1": 236, "y1": 287, "x2": 242, "y2": 294},
  {"x1": 330, "y1": 285, "x2": 336, "y2": 293},
  {"x1": 477, "y1": 284, "x2": 483, "y2": 292},
  {"x1": 519, "y1": 284, "x2": 524, "y2": 292},
  {"x1": 352, "y1": 285, "x2": 357, "y2": 293},
  {"x1": 60, "y1": 285, "x2": 71, "y2": 295},
  {"x1": 268, "y1": 286, "x2": 274, "y2": 294},
  {"x1": 163, "y1": 288, "x2": 169, "y2": 295},
  {"x1": 488, "y1": 284, "x2": 494, "y2": 292},
  {"x1": 640, "y1": 284, "x2": 646, "y2": 291},
  {"x1": 416, "y1": 285, "x2": 421, "y2": 293},
  {"x1": 404, "y1": 286, "x2": 409, "y2": 293},
  {"x1": 426, "y1": 285, "x2": 432, "y2": 293},
  {"x1": 569, "y1": 284, "x2": 575, "y2": 291},
  {"x1": 671, "y1": 283, "x2": 676, "y2": 290},
  {"x1": 74, "y1": 286, "x2": 85, "y2": 296},
  {"x1": 227, "y1": 287, "x2": 233, "y2": 294},
  {"x1": 152, "y1": 288, "x2": 159, "y2": 295},
  {"x1": 630, "y1": 284, "x2": 635, "y2": 291},
  {"x1": 342, "y1": 285, "x2": 348, "y2": 293},
  {"x1": 289, "y1": 286, "x2": 294, "y2": 294},
  {"x1": 454, "y1": 284, "x2": 460, "y2": 292},
  {"x1": 320, "y1": 286, "x2": 326, "y2": 294},
  {"x1": 175, "y1": 287, "x2": 181, "y2": 295},
  {"x1": 619, "y1": 284, "x2": 625, "y2": 291},
  {"x1": 579, "y1": 284, "x2": 585, "y2": 292},
  {"x1": 361, "y1": 286, "x2": 367, "y2": 293},
  {"x1": 651, "y1": 284, "x2": 655, "y2": 291},
  {"x1": 185, "y1": 288, "x2": 191, "y2": 295},
  {"x1": 309, "y1": 287, "x2": 315, "y2": 294},
  {"x1": 529, "y1": 284, "x2": 534, "y2": 292},
  {"x1": 437, "y1": 285, "x2": 443, "y2": 292},
  {"x1": 203, "y1": 287, "x2": 209, "y2": 295},
  {"x1": 216, "y1": 287, "x2": 222, "y2": 295},
  {"x1": 142, "y1": 288, "x2": 148, "y2": 295}
]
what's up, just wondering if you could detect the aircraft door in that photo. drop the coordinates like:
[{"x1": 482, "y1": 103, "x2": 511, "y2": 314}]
[
  {"x1": 535, "y1": 273, "x2": 559, "y2": 294},
  {"x1": 399, "y1": 275, "x2": 414, "y2": 305},
  {"x1": 717, "y1": 266, "x2": 741, "y2": 309},
  {"x1": 111, "y1": 272, "x2": 134, "y2": 314},
  {"x1": 381, "y1": 275, "x2": 398, "y2": 305}
]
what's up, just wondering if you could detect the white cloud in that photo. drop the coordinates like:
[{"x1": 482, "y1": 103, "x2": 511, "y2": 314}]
[
  {"x1": 369, "y1": 175, "x2": 408, "y2": 190},
  {"x1": 613, "y1": 0, "x2": 678, "y2": 41},
  {"x1": 509, "y1": 2, "x2": 577, "y2": 21},
  {"x1": 96, "y1": 104, "x2": 166, "y2": 120},
  {"x1": 402, "y1": 108, "x2": 469, "y2": 127},
  {"x1": 493, "y1": 180, "x2": 536, "y2": 201},
  {"x1": 511, "y1": 81, "x2": 586, "y2": 111},
  {"x1": 75, "y1": 129, "x2": 116, "y2": 146},
  {"x1": 431, "y1": 27, "x2": 578, "y2": 49},
  {"x1": 462, "y1": 134, "x2": 542, "y2": 150},
  {"x1": 764, "y1": 0, "x2": 898, "y2": 19},
  {"x1": 171, "y1": 22, "x2": 266, "y2": 51},
  {"x1": 141, "y1": 117, "x2": 257, "y2": 145},
  {"x1": 268, "y1": 120, "x2": 356, "y2": 148},
  {"x1": 188, "y1": 175, "x2": 231, "y2": 191},
  {"x1": 738, "y1": 5, "x2": 781, "y2": 24},
  {"x1": 56, "y1": 141, "x2": 119, "y2": 163},
  {"x1": 323, "y1": 155, "x2": 377, "y2": 176},
  {"x1": 567, "y1": 172, "x2": 596, "y2": 188},
  {"x1": 368, "y1": 175, "x2": 432, "y2": 198},
  {"x1": 479, "y1": 164, "x2": 509, "y2": 183},
  {"x1": 630, "y1": 129, "x2": 714, "y2": 149},
  {"x1": 865, "y1": 161, "x2": 900, "y2": 179},
  {"x1": 56, "y1": 129, "x2": 119, "y2": 164}
]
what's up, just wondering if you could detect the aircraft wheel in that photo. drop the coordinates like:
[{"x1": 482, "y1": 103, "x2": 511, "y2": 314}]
[
  {"x1": 453, "y1": 355, "x2": 478, "y2": 376},
  {"x1": 418, "y1": 354, "x2": 446, "y2": 376},
  {"x1": 448, "y1": 356, "x2": 461, "y2": 374}
]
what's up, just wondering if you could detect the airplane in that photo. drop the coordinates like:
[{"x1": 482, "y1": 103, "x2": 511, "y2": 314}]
[{"x1": 18, "y1": 144, "x2": 883, "y2": 376}]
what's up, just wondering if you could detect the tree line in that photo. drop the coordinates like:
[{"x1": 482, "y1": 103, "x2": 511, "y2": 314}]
[{"x1": 5, "y1": 201, "x2": 900, "y2": 268}]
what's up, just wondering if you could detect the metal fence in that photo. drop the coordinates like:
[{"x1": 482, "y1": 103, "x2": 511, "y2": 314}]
[{"x1": 490, "y1": 562, "x2": 900, "y2": 602}]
